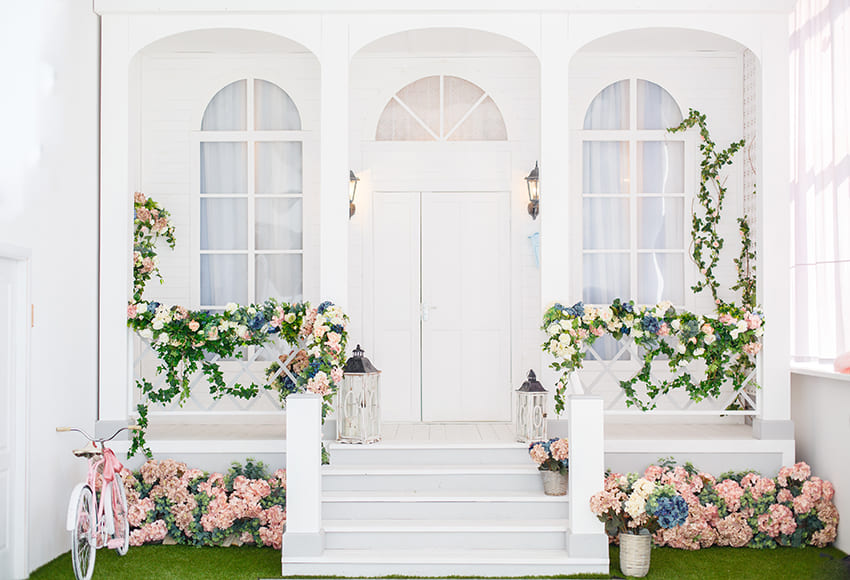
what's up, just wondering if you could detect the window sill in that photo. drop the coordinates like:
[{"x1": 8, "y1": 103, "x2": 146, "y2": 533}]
[{"x1": 790, "y1": 363, "x2": 850, "y2": 383}]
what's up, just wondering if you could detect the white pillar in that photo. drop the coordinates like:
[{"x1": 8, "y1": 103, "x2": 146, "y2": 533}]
[
  {"x1": 754, "y1": 18, "x2": 793, "y2": 441},
  {"x1": 98, "y1": 15, "x2": 132, "y2": 424},
  {"x1": 539, "y1": 15, "x2": 572, "y2": 308},
  {"x1": 283, "y1": 393, "x2": 324, "y2": 563},
  {"x1": 567, "y1": 395, "x2": 608, "y2": 560},
  {"x1": 318, "y1": 16, "x2": 350, "y2": 309}
]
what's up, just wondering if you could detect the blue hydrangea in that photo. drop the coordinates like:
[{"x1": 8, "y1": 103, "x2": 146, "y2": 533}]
[
  {"x1": 248, "y1": 313, "x2": 267, "y2": 331},
  {"x1": 642, "y1": 315, "x2": 661, "y2": 334},
  {"x1": 317, "y1": 301, "x2": 333, "y2": 314},
  {"x1": 147, "y1": 301, "x2": 160, "y2": 313},
  {"x1": 331, "y1": 324, "x2": 344, "y2": 334},
  {"x1": 648, "y1": 495, "x2": 689, "y2": 529},
  {"x1": 565, "y1": 301, "x2": 585, "y2": 317}
]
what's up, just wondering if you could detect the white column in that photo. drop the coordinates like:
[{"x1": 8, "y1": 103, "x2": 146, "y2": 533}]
[
  {"x1": 539, "y1": 15, "x2": 571, "y2": 308},
  {"x1": 754, "y1": 19, "x2": 793, "y2": 441},
  {"x1": 318, "y1": 16, "x2": 350, "y2": 309},
  {"x1": 567, "y1": 395, "x2": 608, "y2": 559},
  {"x1": 99, "y1": 15, "x2": 133, "y2": 424},
  {"x1": 283, "y1": 393, "x2": 324, "y2": 563}
]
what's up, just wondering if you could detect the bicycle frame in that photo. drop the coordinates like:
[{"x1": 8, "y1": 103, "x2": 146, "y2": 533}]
[{"x1": 64, "y1": 447, "x2": 123, "y2": 547}]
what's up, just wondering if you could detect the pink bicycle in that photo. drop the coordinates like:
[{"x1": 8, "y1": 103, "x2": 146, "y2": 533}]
[{"x1": 57, "y1": 425, "x2": 138, "y2": 580}]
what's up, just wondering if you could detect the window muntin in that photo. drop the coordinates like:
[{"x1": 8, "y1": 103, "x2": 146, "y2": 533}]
[
  {"x1": 376, "y1": 75, "x2": 507, "y2": 141},
  {"x1": 198, "y1": 78, "x2": 304, "y2": 310},
  {"x1": 581, "y1": 79, "x2": 686, "y2": 311}
]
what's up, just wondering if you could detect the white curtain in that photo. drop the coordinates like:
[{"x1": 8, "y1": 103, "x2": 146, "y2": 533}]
[
  {"x1": 199, "y1": 80, "x2": 303, "y2": 307},
  {"x1": 791, "y1": 0, "x2": 850, "y2": 361},
  {"x1": 582, "y1": 79, "x2": 685, "y2": 311}
]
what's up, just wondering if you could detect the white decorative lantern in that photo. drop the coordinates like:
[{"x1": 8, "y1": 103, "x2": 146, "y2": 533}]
[
  {"x1": 337, "y1": 344, "x2": 381, "y2": 444},
  {"x1": 516, "y1": 369, "x2": 548, "y2": 443}
]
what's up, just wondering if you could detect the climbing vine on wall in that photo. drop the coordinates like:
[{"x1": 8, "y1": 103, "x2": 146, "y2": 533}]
[{"x1": 127, "y1": 193, "x2": 348, "y2": 458}]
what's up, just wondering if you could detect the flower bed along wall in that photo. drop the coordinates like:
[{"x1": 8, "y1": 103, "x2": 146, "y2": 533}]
[{"x1": 121, "y1": 459, "x2": 286, "y2": 549}]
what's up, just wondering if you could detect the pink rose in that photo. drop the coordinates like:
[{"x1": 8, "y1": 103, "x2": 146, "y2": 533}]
[
  {"x1": 136, "y1": 207, "x2": 151, "y2": 223},
  {"x1": 188, "y1": 320, "x2": 200, "y2": 332},
  {"x1": 701, "y1": 323, "x2": 714, "y2": 335},
  {"x1": 127, "y1": 304, "x2": 138, "y2": 318},
  {"x1": 134, "y1": 192, "x2": 146, "y2": 204},
  {"x1": 657, "y1": 323, "x2": 670, "y2": 337},
  {"x1": 742, "y1": 342, "x2": 762, "y2": 355}
]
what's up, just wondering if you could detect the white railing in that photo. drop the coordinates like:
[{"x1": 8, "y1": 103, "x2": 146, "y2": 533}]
[
  {"x1": 568, "y1": 336, "x2": 760, "y2": 417},
  {"x1": 131, "y1": 334, "x2": 307, "y2": 418}
]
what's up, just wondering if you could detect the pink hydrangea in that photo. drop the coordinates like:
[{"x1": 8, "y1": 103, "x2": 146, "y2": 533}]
[
  {"x1": 777, "y1": 488, "x2": 793, "y2": 503},
  {"x1": 716, "y1": 513, "x2": 753, "y2": 547},
  {"x1": 128, "y1": 497, "x2": 155, "y2": 528},
  {"x1": 529, "y1": 443, "x2": 548, "y2": 465},
  {"x1": 550, "y1": 439, "x2": 569, "y2": 461},
  {"x1": 644, "y1": 465, "x2": 664, "y2": 482},
  {"x1": 715, "y1": 479, "x2": 744, "y2": 513},
  {"x1": 757, "y1": 503, "x2": 796, "y2": 537}
]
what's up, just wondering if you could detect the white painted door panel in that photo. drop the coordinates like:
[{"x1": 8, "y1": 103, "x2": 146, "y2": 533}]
[
  {"x1": 0, "y1": 259, "x2": 18, "y2": 578},
  {"x1": 421, "y1": 192, "x2": 511, "y2": 421},
  {"x1": 372, "y1": 193, "x2": 421, "y2": 421}
]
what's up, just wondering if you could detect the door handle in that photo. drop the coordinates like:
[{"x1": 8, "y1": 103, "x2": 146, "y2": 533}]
[{"x1": 421, "y1": 303, "x2": 438, "y2": 322}]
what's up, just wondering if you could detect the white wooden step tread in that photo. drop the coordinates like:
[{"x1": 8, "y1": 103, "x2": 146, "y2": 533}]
[
  {"x1": 328, "y1": 441, "x2": 528, "y2": 450},
  {"x1": 322, "y1": 490, "x2": 567, "y2": 502},
  {"x1": 322, "y1": 465, "x2": 541, "y2": 475},
  {"x1": 284, "y1": 548, "x2": 605, "y2": 565},
  {"x1": 323, "y1": 519, "x2": 569, "y2": 532}
]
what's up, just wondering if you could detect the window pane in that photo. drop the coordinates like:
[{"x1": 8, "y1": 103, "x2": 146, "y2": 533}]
[
  {"x1": 201, "y1": 80, "x2": 246, "y2": 131},
  {"x1": 638, "y1": 141, "x2": 684, "y2": 193},
  {"x1": 254, "y1": 79, "x2": 301, "y2": 130},
  {"x1": 256, "y1": 198, "x2": 302, "y2": 250},
  {"x1": 376, "y1": 98, "x2": 435, "y2": 141},
  {"x1": 583, "y1": 198, "x2": 629, "y2": 249},
  {"x1": 443, "y1": 75, "x2": 485, "y2": 136},
  {"x1": 200, "y1": 142, "x2": 247, "y2": 193},
  {"x1": 583, "y1": 141, "x2": 630, "y2": 193},
  {"x1": 583, "y1": 253, "x2": 630, "y2": 304},
  {"x1": 583, "y1": 80, "x2": 630, "y2": 130},
  {"x1": 256, "y1": 142, "x2": 302, "y2": 193},
  {"x1": 638, "y1": 197, "x2": 684, "y2": 249},
  {"x1": 638, "y1": 253, "x2": 684, "y2": 305},
  {"x1": 200, "y1": 254, "x2": 248, "y2": 306},
  {"x1": 396, "y1": 75, "x2": 441, "y2": 136},
  {"x1": 201, "y1": 198, "x2": 248, "y2": 250},
  {"x1": 447, "y1": 96, "x2": 507, "y2": 141},
  {"x1": 636, "y1": 79, "x2": 683, "y2": 130},
  {"x1": 256, "y1": 254, "x2": 302, "y2": 303}
]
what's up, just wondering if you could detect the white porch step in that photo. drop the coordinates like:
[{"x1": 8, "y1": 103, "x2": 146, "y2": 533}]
[
  {"x1": 323, "y1": 519, "x2": 569, "y2": 550},
  {"x1": 281, "y1": 548, "x2": 608, "y2": 577},
  {"x1": 322, "y1": 490, "x2": 568, "y2": 520},
  {"x1": 322, "y1": 465, "x2": 544, "y2": 492},
  {"x1": 327, "y1": 441, "x2": 530, "y2": 466}
]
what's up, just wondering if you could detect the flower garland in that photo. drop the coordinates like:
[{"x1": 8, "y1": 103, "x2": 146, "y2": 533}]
[
  {"x1": 121, "y1": 458, "x2": 287, "y2": 549},
  {"x1": 592, "y1": 460, "x2": 839, "y2": 550},
  {"x1": 668, "y1": 109, "x2": 746, "y2": 304},
  {"x1": 132, "y1": 192, "x2": 176, "y2": 302},
  {"x1": 543, "y1": 299, "x2": 763, "y2": 413},
  {"x1": 127, "y1": 193, "x2": 348, "y2": 458}
]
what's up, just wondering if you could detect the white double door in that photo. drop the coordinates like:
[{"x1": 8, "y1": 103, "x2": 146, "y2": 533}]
[{"x1": 372, "y1": 191, "x2": 511, "y2": 422}]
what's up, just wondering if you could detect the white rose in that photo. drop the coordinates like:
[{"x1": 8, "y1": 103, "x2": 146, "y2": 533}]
[
  {"x1": 755, "y1": 327, "x2": 764, "y2": 337},
  {"x1": 705, "y1": 333, "x2": 717, "y2": 345},
  {"x1": 600, "y1": 307, "x2": 614, "y2": 322},
  {"x1": 694, "y1": 348, "x2": 705, "y2": 356},
  {"x1": 559, "y1": 333, "x2": 572, "y2": 345},
  {"x1": 737, "y1": 320, "x2": 749, "y2": 333},
  {"x1": 247, "y1": 307, "x2": 257, "y2": 316},
  {"x1": 633, "y1": 329, "x2": 644, "y2": 339},
  {"x1": 676, "y1": 343, "x2": 687, "y2": 354},
  {"x1": 678, "y1": 359, "x2": 689, "y2": 367},
  {"x1": 730, "y1": 329, "x2": 740, "y2": 339},
  {"x1": 564, "y1": 345, "x2": 576, "y2": 357},
  {"x1": 671, "y1": 319, "x2": 681, "y2": 331},
  {"x1": 139, "y1": 328, "x2": 153, "y2": 339},
  {"x1": 284, "y1": 313, "x2": 296, "y2": 324},
  {"x1": 152, "y1": 319, "x2": 164, "y2": 330},
  {"x1": 560, "y1": 320, "x2": 572, "y2": 331},
  {"x1": 225, "y1": 302, "x2": 238, "y2": 313},
  {"x1": 547, "y1": 324, "x2": 561, "y2": 337}
]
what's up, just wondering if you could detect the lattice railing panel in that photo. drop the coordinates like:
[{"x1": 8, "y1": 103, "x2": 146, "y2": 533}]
[{"x1": 132, "y1": 334, "x2": 306, "y2": 415}]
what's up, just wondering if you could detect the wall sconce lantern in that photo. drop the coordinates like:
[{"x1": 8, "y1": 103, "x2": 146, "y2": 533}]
[
  {"x1": 338, "y1": 344, "x2": 382, "y2": 444},
  {"x1": 516, "y1": 369, "x2": 548, "y2": 443},
  {"x1": 525, "y1": 161, "x2": 540, "y2": 220},
  {"x1": 349, "y1": 170, "x2": 360, "y2": 219}
]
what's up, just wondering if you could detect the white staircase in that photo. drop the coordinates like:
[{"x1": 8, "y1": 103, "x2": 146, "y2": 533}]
[{"x1": 282, "y1": 441, "x2": 609, "y2": 576}]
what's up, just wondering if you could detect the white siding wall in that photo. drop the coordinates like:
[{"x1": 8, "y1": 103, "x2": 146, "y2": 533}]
[
  {"x1": 0, "y1": 1, "x2": 100, "y2": 574},
  {"x1": 136, "y1": 52, "x2": 322, "y2": 307},
  {"x1": 347, "y1": 53, "x2": 543, "y2": 407}
]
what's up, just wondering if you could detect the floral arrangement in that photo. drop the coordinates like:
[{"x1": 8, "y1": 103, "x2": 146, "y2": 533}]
[
  {"x1": 590, "y1": 472, "x2": 689, "y2": 536},
  {"x1": 528, "y1": 438, "x2": 569, "y2": 475},
  {"x1": 591, "y1": 460, "x2": 839, "y2": 549},
  {"x1": 127, "y1": 193, "x2": 349, "y2": 457},
  {"x1": 543, "y1": 299, "x2": 763, "y2": 413},
  {"x1": 120, "y1": 458, "x2": 286, "y2": 549},
  {"x1": 132, "y1": 192, "x2": 176, "y2": 302}
]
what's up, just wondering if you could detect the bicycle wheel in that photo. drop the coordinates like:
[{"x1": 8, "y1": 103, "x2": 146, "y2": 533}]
[
  {"x1": 71, "y1": 485, "x2": 96, "y2": 580},
  {"x1": 109, "y1": 473, "x2": 130, "y2": 555}
]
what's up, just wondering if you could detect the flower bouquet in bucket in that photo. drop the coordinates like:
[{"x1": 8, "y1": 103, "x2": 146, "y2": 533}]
[
  {"x1": 590, "y1": 473, "x2": 689, "y2": 577},
  {"x1": 528, "y1": 438, "x2": 569, "y2": 495}
]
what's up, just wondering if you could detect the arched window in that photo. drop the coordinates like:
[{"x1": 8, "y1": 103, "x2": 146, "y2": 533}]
[
  {"x1": 197, "y1": 79, "x2": 304, "y2": 309},
  {"x1": 581, "y1": 79, "x2": 687, "y2": 312},
  {"x1": 376, "y1": 75, "x2": 507, "y2": 141}
]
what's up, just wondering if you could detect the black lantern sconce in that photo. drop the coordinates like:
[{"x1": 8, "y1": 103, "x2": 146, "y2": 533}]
[
  {"x1": 349, "y1": 170, "x2": 360, "y2": 219},
  {"x1": 525, "y1": 161, "x2": 540, "y2": 220}
]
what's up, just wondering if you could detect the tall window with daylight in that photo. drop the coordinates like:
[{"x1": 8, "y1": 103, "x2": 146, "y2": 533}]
[
  {"x1": 581, "y1": 79, "x2": 687, "y2": 308},
  {"x1": 198, "y1": 79, "x2": 303, "y2": 309}
]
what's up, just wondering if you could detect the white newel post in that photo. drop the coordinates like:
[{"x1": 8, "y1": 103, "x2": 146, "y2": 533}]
[
  {"x1": 283, "y1": 393, "x2": 324, "y2": 564},
  {"x1": 567, "y1": 395, "x2": 608, "y2": 559}
]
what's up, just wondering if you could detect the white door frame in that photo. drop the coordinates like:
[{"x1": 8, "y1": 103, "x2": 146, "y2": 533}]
[{"x1": 0, "y1": 244, "x2": 30, "y2": 580}]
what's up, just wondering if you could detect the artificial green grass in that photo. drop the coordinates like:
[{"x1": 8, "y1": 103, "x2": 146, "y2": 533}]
[{"x1": 29, "y1": 544, "x2": 849, "y2": 579}]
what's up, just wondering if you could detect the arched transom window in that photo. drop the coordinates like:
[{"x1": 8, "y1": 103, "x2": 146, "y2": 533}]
[
  {"x1": 197, "y1": 78, "x2": 304, "y2": 309},
  {"x1": 581, "y1": 78, "x2": 687, "y2": 313},
  {"x1": 376, "y1": 75, "x2": 507, "y2": 141}
]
